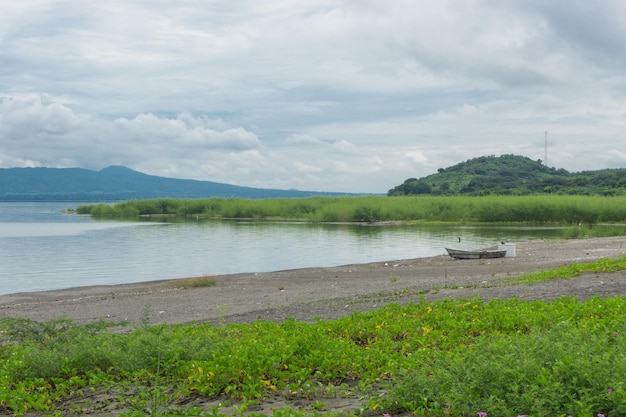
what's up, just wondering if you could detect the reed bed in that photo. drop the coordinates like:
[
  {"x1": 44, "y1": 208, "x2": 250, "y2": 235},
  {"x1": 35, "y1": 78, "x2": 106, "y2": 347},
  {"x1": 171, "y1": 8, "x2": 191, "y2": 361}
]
[{"x1": 78, "y1": 195, "x2": 626, "y2": 225}]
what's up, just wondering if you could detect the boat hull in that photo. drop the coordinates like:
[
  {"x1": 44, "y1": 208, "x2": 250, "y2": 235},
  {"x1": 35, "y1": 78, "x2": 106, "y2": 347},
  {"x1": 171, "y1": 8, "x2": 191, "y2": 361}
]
[{"x1": 445, "y1": 248, "x2": 507, "y2": 259}]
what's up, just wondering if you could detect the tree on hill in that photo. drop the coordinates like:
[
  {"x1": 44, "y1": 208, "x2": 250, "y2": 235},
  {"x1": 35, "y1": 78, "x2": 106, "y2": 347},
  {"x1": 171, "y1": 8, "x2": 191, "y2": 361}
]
[{"x1": 388, "y1": 155, "x2": 626, "y2": 196}]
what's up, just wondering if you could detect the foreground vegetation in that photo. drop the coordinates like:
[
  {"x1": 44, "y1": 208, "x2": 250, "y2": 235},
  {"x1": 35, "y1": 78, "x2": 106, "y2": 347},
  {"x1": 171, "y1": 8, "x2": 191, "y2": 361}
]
[
  {"x1": 77, "y1": 195, "x2": 626, "y2": 226},
  {"x1": 2, "y1": 257, "x2": 626, "y2": 417}
]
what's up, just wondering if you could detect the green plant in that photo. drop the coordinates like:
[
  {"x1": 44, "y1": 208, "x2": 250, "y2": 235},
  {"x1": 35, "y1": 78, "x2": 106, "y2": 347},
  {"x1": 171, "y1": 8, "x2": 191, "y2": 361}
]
[
  {"x1": 499, "y1": 255, "x2": 626, "y2": 285},
  {"x1": 2, "y1": 296, "x2": 626, "y2": 416}
]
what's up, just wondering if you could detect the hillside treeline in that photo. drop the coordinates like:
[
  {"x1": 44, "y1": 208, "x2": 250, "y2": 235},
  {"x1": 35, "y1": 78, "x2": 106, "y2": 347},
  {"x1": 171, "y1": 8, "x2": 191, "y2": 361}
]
[{"x1": 388, "y1": 154, "x2": 626, "y2": 196}]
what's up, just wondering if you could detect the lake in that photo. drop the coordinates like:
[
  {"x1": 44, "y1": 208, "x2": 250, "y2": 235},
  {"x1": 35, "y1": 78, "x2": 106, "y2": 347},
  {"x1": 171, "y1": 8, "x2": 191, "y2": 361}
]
[{"x1": 0, "y1": 202, "x2": 563, "y2": 295}]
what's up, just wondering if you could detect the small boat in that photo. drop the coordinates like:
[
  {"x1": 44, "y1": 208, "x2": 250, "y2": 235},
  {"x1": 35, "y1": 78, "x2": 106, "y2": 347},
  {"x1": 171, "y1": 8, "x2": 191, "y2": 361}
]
[{"x1": 445, "y1": 248, "x2": 507, "y2": 260}]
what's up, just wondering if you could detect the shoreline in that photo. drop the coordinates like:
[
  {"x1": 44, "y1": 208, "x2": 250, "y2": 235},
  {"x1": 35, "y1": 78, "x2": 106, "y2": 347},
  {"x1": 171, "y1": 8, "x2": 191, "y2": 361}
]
[{"x1": 2, "y1": 236, "x2": 626, "y2": 325}]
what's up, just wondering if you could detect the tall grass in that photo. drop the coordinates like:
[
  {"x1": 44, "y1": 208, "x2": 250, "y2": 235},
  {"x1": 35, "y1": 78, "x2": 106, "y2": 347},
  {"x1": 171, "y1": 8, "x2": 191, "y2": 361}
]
[{"x1": 77, "y1": 195, "x2": 626, "y2": 224}]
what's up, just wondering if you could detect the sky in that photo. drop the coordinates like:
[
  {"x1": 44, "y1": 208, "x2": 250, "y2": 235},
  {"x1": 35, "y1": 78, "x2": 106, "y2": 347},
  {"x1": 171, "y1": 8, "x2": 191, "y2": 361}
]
[{"x1": 1, "y1": 1, "x2": 625, "y2": 193}]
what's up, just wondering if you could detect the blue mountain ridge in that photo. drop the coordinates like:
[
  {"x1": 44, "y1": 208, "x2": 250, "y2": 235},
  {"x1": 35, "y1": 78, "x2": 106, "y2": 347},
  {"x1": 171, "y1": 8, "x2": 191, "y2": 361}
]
[{"x1": 0, "y1": 166, "x2": 358, "y2": 201}]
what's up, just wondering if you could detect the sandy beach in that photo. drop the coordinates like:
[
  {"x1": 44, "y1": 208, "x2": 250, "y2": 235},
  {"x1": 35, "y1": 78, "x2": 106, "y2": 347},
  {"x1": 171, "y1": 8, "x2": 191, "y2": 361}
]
[{"x1": 3, "y1": 236, "x2": 626, "y2": 326}]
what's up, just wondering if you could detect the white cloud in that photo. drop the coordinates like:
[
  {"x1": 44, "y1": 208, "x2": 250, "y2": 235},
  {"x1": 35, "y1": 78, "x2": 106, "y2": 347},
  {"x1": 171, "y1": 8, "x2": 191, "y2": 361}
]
[
  {"x1": 1, "y1": 94, "x2": 81, "y2": 134},
  {"x1": 333, "y1": 140, "x2": 356, "y2": 152},
  {"x1": 293, "y1": 161, "x2": 324, "y2": 174},
  {"x1": 404, "y1": 151, "x2": 428, "y2": 165},
  {"x1": 113, "y1": 113, "x2": 260, "y2": 150},
  {"x1": 284, "y1": 134, "x2": 324, "y2": 146}
]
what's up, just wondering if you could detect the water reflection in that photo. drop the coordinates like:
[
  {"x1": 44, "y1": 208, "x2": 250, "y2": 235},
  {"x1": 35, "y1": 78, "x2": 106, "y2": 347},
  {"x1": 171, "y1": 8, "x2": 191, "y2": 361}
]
[{"x1": 1, "y1": 203, "x2": 565, "y2": 295}]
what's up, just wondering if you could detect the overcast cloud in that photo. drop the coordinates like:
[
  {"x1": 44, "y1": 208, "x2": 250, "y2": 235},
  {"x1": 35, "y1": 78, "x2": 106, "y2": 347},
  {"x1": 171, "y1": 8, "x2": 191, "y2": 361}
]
[{"x1": 1, "y1": 1, "x2": 625, "y2": 193}]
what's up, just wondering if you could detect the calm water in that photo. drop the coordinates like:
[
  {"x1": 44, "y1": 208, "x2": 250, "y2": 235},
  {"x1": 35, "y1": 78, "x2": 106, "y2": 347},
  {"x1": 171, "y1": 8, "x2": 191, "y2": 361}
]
[{"x1": 0, "y1": 202, "x2": 563, "y2": 295}]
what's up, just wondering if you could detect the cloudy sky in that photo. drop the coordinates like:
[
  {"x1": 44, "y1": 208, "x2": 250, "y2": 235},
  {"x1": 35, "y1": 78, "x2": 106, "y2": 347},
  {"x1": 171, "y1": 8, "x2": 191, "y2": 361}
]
[{"x1": 1, "y1": 1, "x2": 625, "y2": 193}]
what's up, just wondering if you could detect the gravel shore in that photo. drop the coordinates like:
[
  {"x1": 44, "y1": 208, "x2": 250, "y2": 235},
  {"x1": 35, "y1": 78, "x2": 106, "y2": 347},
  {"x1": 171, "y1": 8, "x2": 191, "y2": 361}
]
[{"x1": 3, "y1": 236, "x2": 626, "y2": 326}]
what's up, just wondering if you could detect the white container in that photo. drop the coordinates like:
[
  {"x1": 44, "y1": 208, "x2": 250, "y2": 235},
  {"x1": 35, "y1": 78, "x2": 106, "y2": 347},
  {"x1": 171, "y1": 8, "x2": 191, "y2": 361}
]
[{"x1": 498, "y1": 244, "x2": 516, "y2": 257}]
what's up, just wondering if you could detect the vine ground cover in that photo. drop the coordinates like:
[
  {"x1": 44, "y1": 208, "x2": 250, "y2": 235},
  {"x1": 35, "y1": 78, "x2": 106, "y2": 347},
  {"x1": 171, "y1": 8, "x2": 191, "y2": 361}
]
[{"x1": 1, "y1": 293, "x2": 626, "y2": 416}]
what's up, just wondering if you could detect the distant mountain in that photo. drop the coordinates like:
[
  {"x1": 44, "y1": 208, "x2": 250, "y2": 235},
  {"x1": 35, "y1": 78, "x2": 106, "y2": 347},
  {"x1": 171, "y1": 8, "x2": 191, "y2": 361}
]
[
  {"x1": 0, "y1": 166, "x2": 353, "y2": 201},
  {"x1": 388, "y1": 154, "x2": 626, "y2": 196}
]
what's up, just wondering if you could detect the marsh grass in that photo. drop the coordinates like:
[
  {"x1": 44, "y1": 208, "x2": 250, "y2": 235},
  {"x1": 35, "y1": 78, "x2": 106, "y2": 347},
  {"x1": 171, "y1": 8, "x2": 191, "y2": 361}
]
[
  {"x1": 77, "y1": 195, "x2": 626, "y2": 225},
  {"x1": 561, "y1": 224, "x2": 626, "y2": 239}
]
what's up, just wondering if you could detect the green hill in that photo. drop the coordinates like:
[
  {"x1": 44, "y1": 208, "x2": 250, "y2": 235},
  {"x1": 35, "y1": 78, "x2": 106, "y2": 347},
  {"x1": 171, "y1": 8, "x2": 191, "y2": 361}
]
[{"x1": 388, "y1": 154, "x2": 626, "y2": 196}]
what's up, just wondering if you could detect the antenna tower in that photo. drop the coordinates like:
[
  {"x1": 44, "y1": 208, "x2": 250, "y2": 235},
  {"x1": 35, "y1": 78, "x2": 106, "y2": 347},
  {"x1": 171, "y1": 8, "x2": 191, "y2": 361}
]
[{"x1": 543, "y1": 131, "x2": 548, "y2": 166}]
